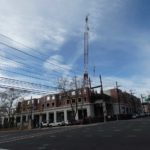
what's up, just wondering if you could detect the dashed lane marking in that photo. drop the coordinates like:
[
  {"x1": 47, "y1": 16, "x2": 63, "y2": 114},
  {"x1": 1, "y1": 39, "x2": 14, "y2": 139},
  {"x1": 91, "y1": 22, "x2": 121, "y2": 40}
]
[
  {"x1": 97, "y1": 129, "x2": 104, "y2": 132},
  {"x1": 127, "y1": 135, "x2": 137, "y2": 138},
  {"x1": 103, "y1": 135, "x2": 113, "y2": 138},
  {"x1": 0, "y1": 126, "x2": 82, "y2": 144},
  {"x1": 133, "y1": 129, "x2": 141, "y2": 132},
  {"x1": 113, "y1": 129, "x2": 121, "y2": 132}
]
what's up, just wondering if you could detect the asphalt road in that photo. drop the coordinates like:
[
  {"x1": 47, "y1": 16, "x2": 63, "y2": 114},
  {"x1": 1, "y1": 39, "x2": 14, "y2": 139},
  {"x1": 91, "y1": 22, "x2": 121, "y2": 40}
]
[{"x1": 0, "y1": 117, "x2": 150, "y2": 150}]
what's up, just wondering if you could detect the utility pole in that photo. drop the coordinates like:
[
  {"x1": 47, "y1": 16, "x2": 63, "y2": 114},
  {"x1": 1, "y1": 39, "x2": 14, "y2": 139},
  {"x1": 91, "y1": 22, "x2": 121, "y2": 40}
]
[
  {"x1": 28, "y1": 96, "x2": 33, "y2": 129},
  {"x1": 130, "y1": 90, "x2": 135, "y2": 113},
  {"x1": 93, "y1": 65, "x2": 96, "y2": 76},
  {"x1": 99, "y1": 75, "x2": 103, "y2": 94},
  {"x1": 141, "y1": 94, "x2": 145, "y2": 114},
  {"x1": 99, "y1": 75, "x2": 107, "y2": 122},
  {"x1": 89, "y1": 78, "x2": 92, "y2": 89},
  {"x1": 116, "y1": 81, "x2": 120, "y2": 120}
]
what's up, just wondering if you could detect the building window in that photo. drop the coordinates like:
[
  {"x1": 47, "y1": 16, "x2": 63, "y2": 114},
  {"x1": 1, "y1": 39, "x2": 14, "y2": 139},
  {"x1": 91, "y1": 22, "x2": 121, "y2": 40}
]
[
  {"x1": 78, "y1": 98, "x2": 82, "y2": 102},
  {"x1": 59, "y1": 95, "x2": 61, "y2": 99},
  {"x1": 72, "y1": 91, "x2": 75, "y2": 95},
  {"x1": 72, "y1": 99, "x2": 75, "y2": 103},
  {"x1": 52, "y1": 103, "x2": 55, "y2": 107},
  {"x1": 78, "y1": 90, "x2": 81, "y2": 95},
  {"x1": 52, "y1": 95, "x2": 55, "y2": 100},
  {"x1": 67, "y1": 100, "x2": 70, "y2": 104},
  {"x1": 47, "y1": 96, "x2": 50, "y2": 101},
  {"x1": 16, "y1": 117, "x2": 21, "y2": 123},
  {"x1": 42, "y1": 104, "x2": 44, "y2": 108},
  {"x1": 47, "y1": 103, "x2": 50, "y2": 107},
  {"x1": 27, "y1": 101, "x2": 30, "y2": 105},
  {"x1": 84, "y1": 97, "x2": 86, "y2": 102},
  {"x1": 37, "y1": 99, "x2": 40, "y2": 104}
]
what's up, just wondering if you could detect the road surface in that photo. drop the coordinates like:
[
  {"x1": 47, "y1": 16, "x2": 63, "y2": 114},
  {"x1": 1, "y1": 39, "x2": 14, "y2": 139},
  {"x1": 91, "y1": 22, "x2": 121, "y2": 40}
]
[{"x1": 0, "y1": 117, "x2": 150, "y2": 150}]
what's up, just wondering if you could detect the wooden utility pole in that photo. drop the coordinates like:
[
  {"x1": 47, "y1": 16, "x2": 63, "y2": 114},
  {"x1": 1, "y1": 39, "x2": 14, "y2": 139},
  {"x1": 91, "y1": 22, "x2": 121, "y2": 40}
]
[
  {"x1": 28, "y1": 96, "x2": 33, "y2": 129},
  {"x1": 141, "y1": 94, "x2": 145, "y2": 113},
  {"x1": 99, "y1": 75, "x2": 107, "y2": 122},
  {"x1": 130, "y1": 90, "x2": 136, "y2": 113},
  {"x1": 99, "y1": 75, "x2": 103, "y2": 94},
  {"x1": 116, "y1": 81, "x2": 120, "y2": 120}
]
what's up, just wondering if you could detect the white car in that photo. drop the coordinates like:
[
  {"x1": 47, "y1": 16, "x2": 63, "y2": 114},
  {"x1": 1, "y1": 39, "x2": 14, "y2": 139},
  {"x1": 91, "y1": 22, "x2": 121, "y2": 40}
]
[
  {"x1": 49, "y1": 121, "x2": 69, "y2": 127},
  {"x1": 49, "y1": 122, "x2": 61, "y2": 127},
  {"x1": 132, "y1": 114, "x2": 138, "y2": 119},
  {"x1": 41, "y1": 122, "x2": 49, "y2": 127}
]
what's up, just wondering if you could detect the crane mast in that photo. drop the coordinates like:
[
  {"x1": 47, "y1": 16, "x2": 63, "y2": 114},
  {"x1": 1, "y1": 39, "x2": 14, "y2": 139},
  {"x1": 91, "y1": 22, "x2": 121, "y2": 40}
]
[{"x1": 83, "y1": 15, "x2": 89, "y2": 87}]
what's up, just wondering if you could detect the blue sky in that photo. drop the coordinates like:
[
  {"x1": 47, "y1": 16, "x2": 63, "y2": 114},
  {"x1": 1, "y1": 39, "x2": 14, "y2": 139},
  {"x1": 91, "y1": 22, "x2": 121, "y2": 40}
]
[{"x1": 0, "y1": 0, "x2": 150, "y2": 97}]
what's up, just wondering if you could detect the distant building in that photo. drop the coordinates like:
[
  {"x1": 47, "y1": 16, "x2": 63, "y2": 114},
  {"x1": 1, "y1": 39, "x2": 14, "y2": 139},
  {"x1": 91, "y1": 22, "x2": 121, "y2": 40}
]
[
  {"x1": 142, "y1": 102, "x2": 150, "y2": 114},
  {"x1": 104, "y1": 89, "x2": 142, "y2": 115}
]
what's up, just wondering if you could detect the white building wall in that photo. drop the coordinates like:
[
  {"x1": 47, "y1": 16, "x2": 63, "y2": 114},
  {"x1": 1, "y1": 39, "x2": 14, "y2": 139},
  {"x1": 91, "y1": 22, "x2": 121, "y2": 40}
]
[
  {"x1": 86, "y1": 104, "x2": 94, "y2": 117},
  {"x1": 113, "y1": 103, "x2": 119, "y2": 115},
  {"x1": 14, "y1": 102, "x2": 96, "y2": 125}
]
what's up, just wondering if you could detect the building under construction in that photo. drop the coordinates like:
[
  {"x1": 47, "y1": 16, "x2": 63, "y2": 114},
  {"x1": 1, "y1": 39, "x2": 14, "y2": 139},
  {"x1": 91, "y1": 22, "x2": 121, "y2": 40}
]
[
  {"x1": 0, "y1": 86, "x2": 142, "y2": 128},
  {"x1": 0, "y1": 17, "x2": 142, "y2": 128}
]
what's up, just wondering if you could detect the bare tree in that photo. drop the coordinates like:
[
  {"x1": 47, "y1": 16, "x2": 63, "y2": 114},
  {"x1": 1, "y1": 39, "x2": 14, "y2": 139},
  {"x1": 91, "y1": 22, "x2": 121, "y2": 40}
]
[
  {"x1": 0, "y1": 88, "x2": 22, "y2": 127},
  {"x1": 57, "y1": 77, "x2": 82, "y2": 121}
]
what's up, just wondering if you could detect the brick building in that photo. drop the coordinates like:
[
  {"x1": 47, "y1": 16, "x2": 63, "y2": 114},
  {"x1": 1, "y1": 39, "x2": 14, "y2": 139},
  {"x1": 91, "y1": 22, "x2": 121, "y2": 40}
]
[
  {"x1": 104, "y1": 89, "x2": 142, "y2": 115},
  {"x1": 1, "y1": 87, "x2": 142, "y2": 128},
  {"x1": 15, "y1": 87, "x2": 96, "y2": 128},
  {"x1": 142, "y1": 102, "x2": 150, "y2": 115}
]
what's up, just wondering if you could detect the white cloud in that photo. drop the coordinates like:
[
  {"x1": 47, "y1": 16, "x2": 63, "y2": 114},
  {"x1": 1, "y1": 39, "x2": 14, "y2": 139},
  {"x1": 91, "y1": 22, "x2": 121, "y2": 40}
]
[
  {"x1": 43, "y1": 55, "x2": 72, "y2": 76},
  {"x1": 0, "y1": 0, "x2": 150, "y2": 98},
  {"x1": 90, "y1": 75, "x2": 150, "y2": 98},
  {"x1": 0, "y1": 51, "x2": 22, "y2": 69},
  {"x1": 0, "y1": 0, "x2": 124, "y2": 51}
]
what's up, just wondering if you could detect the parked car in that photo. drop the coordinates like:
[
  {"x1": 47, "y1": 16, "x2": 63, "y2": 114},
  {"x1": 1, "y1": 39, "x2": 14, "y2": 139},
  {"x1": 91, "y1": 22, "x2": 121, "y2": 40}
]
[
  {"x1": 139, "y1": 113, "x2": 145, "y2": 117},
  {"x1": 41, "y1": 122, "x2": 49, "y2": 127},
  {"x1": 49, "y1": 121, "x2": 70, "y2": 127},
  {"x1": 132, "y1": 114, "x2": 138, "y2": 119},
  {"x1": 49, "y1": 122, "x2": 58, "y2": 127}
]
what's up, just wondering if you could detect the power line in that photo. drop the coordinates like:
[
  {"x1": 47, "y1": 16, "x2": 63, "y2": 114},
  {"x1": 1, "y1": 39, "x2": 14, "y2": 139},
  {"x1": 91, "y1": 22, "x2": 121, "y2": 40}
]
[
  {"x1": 0, "y1": 56, "x2": 58, "y2": 80},
  {"x1": 0, "y1": 42, "x2": 79, "y2": 80},
  {"x1": 0, "y1": 41, "x2": 77, "y2": 75},
  {"x1": 0, "y1": 67, "x2": 53, "y2": 82},
  {"x1": 0, "y1": 84, "x2": 52, "y2": 95},
  {"x1": 0, "y1": 76, "x2": 56, "y2": 90},
  {"x1": 0, "y1": 33, "x2": 83, "y2": 75}
]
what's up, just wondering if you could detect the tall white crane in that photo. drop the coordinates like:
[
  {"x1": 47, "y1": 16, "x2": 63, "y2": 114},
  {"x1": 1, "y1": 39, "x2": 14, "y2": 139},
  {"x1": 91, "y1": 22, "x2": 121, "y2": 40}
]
[{"x1": 83, "y1": 15, "x2": 90, "y2": 87}]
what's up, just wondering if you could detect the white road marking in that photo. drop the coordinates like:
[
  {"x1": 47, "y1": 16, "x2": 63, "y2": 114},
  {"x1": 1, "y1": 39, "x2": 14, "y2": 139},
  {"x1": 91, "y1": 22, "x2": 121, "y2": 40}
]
[
  {"x1": 85, "y1": 135, "x2": 93, "y2": 138},
  {"x1": 113, "y1": 129, "x2": 121, "y2": 132},
  {"x1": 103, "y1": 135, "x2": 112, "y2": 138},
  {"x1": 0, "y1": 135, "x2": 11, "y2": 138},
  {"x1": 127, "y1": 135, "x2": 137, "y2": 138},
  {"x1": 97, "y1": 129, "x2": 104, "y2": 132},
  {"x1": 37, "y1": 147, "x2": 46, "y2": 150},
  {"x1": 50, "y1": 135, "x2": 56, "y2": 138},
  {"x1": 0, "y1": 126, "x2": 83, "y2": 144},
  {"x1": 133, "y1": 129, "x2": 141, "y2": 132},
  {"x1": 65, "y1": 135, "x2": 72, "y2": 138}
]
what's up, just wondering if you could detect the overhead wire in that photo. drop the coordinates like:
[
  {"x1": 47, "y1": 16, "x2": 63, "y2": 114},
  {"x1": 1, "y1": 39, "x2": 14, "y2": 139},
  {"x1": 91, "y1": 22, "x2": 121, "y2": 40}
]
[
  {"x1": 0, "y1": 84, "x2": 52, "y2": 95},
  {"x1": 0, "y1": 34, "x2": 86, "y2": 96},
  {"x1": 0, "y1": 42, "x2": 78, "y2": 81},
  {"x1": 0, "y1": 57, "x2": 60, "y2": 82},
  {"x1": 0, "y1": 77, "x2": 56, "y2": 90},
  {"x1": 0, "y1": 41, "x2": 78, "y2": 76},
  {"x1": 0, "y1": 67, "x2": 53, "y2": 82},
  {"x1": 0, "y1": 33, "x2": 83, "y2": 75}
]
